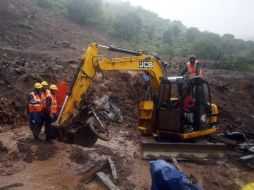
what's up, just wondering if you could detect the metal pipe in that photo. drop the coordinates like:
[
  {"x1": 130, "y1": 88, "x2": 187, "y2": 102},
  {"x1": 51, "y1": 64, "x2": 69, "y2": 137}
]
[
  {"x1": 98, "y1": 44, "x2": 142, "y2": 56},
  {"x1": 54, "y1": 95, "x2": 69, "y2": 126},
  {"x1": 98, "y1": 44, "x2": 110, "y2": 49},
  {"x1": 91, "y1": 107, "x2": 104, "y2": 128}
]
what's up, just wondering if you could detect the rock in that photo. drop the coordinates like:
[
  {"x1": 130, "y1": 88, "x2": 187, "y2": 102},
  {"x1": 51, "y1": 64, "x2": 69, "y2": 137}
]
[
  {"x1": 15, "y1": 59, "x2": 25, "y2": 66},
  {"x1": 55, "y1": 65, "x2": 64, "y2": 70},
  {"x1": 14, "y1": 68, "x2": 26, "y2": 74},
  {"x1": 0, "y1": 142, "x2": 8, "y2": 152},
  {"x1": 67, "y1": 59, "x2": 78, "y2": 64},
  {"x1": 62, "y1": 41, "x2": 71, "y2": 48}
]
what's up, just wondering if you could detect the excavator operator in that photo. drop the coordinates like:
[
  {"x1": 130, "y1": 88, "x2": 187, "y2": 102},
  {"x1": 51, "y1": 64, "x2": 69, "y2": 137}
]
[{"x1": 181, "y1": 55, "x2": 203, "y2": 78}]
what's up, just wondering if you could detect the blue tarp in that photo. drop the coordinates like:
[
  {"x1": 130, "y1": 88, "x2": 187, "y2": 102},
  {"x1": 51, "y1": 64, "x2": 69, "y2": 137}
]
[{"x1": 150, "y1": 160, "x2": 201, "y2": 190}]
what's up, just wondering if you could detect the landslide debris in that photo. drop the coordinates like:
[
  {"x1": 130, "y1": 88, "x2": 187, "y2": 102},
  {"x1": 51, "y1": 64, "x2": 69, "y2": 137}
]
[
  {"x1": 0, "y1": 96, "x2": 23, "y2": 126},
  {"x1": 17, "y1": 138, "x2": 57, "y2": 163},
  {"x1": 92, "y1": 71, "x2": 146, "y2": 127},
  {"x1": 0, "y1": 140, "x2": 24, "y2": 176},
  {"x1": 70, "y1": 147, "x2": 92, "y2": 166},
  {"x1": 207, "y1": 70, "x2": 254, "y2": 133}
]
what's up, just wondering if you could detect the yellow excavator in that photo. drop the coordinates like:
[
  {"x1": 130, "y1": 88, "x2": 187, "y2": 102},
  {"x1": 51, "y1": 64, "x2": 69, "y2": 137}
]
[{"x1": 54, "y1": 43, "x2": 218, "y2": 147}]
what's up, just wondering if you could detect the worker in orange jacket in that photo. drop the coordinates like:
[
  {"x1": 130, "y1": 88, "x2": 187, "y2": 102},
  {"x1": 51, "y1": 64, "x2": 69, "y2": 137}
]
[
  {"x1": 28, "y1": 83, "x2": 44, "y2": 140},
  {"x1": 41, "y1": 81, "x2": 50, "y2": 110},
  {"x1": 44, "y1": 84, "x2": 58, "y2": 142},
  {"x1": 181, "y1": 55, "x2": 203, "y2": 78}
]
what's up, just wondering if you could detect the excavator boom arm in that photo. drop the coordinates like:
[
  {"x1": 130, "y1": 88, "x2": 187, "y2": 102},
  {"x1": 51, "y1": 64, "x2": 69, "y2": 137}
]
[{"x1": 55, "y1": 43, "x2": 165, "y2": 126}]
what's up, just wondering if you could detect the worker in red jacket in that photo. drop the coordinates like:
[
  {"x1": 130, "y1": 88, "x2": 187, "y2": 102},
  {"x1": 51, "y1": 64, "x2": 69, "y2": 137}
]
[
  {"x1": 183, "y1": 95, "x2": 195, "y2": 112},
  {"x1": 44, "y1": 84, "x2": 58, "y2": 142}
]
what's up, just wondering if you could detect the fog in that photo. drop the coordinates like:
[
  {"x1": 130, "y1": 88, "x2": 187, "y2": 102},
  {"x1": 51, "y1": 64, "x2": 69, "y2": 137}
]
[{"x1": 123, "y1": 0, "x2": 254, "y2": 40}]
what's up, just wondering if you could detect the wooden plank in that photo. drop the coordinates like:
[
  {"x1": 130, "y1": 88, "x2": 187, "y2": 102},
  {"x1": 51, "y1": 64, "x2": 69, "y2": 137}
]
[
  {"x1": 108, "y1": 157, "x2": 118, "y2": 183},
  {"x1": 96, "y1": 172, "x2": 120, "y2": 190},
  {"x1": 80, "y1": 161, "x2": 109, "y2": 184},
  {"x1": 171, "y1": 157, "x2": 182, "y2": 172}
]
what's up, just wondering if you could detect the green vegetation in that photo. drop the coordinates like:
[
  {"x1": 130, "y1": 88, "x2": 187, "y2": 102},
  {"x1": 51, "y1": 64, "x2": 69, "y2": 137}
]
[
  {"x1": 36, "y1": 0, "x2": 254, "y2": 71},
  {"x1": 12, "y1": 20, "x2": 33, "y2": 29},
  {"x1": 66, "y1": 0, "x2": 102, "y2": 23},
  {"x1": 217, "y1": 55, "x2": 254, "y2": 71},
  {"x1": 36, "y1": 0, "x2": 66, "y2": 13}
]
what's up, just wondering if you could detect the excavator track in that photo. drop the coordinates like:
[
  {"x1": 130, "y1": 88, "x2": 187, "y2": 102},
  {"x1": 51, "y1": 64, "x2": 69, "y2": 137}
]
[{"x1": 140, "y1": 136, "x2": 231, "y2": 160}]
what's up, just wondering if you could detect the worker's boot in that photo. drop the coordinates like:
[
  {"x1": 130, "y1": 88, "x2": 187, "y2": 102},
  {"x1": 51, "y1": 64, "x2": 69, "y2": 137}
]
[
  {"x1": 32, "y1": 124, "x2": 41, "y2": 141},
  {"x1": 45, "y1": 124, "x2": 53, "y2": 143},
  {"x1": 33, "y1": 134, "x2": 39, "y2": 141}
]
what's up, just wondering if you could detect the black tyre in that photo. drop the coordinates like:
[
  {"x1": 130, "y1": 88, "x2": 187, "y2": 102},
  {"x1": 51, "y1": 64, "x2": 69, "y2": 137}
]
[{"x1": 88, "y1": 117, "x2": 111, "y2": 141}]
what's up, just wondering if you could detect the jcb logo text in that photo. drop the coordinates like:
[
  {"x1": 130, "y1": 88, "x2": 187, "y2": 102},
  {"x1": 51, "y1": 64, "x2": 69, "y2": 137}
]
[{"x1": 139, "y1": 61, "x2": 153, "y2": 68}]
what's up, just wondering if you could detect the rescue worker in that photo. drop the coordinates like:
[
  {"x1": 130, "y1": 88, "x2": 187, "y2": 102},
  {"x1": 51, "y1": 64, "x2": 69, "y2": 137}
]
[
  {"x1": 28, "y1": 83, "x2": 44, "y2": 140},
  {"x1": 181, "y1": 55, "x2": 203, "y2": 78},
  {"x1": 41, "y1": 81, "x2": 50, "y2": 110},
  {"x1": 44, "y1": 84, "x2": 58, "y2": 142}
]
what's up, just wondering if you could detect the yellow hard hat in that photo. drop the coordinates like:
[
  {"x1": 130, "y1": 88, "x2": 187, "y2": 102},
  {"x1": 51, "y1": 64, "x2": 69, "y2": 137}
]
[
  {"x1": 41, "y1": 81, "x2": 48, "y2": 86},
  {"x1": 50, "y1": 84, "x2": 58, "y2": 91},
  {"x1": 241, "y1": 183, "x2": 254, "y2": 190},
  {"x1": 34, "y1": 82, "x2": 43, "y2": 89}
]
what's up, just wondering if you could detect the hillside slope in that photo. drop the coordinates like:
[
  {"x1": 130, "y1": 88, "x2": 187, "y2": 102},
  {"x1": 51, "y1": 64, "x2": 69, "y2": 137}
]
[{"x1": 0, "y1": 0, "x2": 125, "y2": 125}]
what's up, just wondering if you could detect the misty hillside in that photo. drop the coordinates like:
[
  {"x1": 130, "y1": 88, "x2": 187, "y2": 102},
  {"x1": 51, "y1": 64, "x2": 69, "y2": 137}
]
[{"x1": 0, "y1": 0, "x2": 254, "y2": 71}]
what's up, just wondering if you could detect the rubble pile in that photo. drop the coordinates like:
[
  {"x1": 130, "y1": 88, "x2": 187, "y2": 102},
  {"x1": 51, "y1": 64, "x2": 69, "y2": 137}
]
[{"x1": 0, "y1": 96, "x2": 22, "y2": 125}]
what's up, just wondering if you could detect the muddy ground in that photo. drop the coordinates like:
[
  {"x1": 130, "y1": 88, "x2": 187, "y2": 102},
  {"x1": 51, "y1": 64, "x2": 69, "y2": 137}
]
[
  {"x1": 0, "y1": 0, "x2": 254, "y2": 189},
  {"x1": 0, "y1": 67, "x2": 253, "y2": 190}
]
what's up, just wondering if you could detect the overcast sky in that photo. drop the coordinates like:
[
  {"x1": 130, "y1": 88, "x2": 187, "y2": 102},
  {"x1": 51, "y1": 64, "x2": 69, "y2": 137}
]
[{"x1": 124, "y1": 0, "x2": 254, "y2": 40}]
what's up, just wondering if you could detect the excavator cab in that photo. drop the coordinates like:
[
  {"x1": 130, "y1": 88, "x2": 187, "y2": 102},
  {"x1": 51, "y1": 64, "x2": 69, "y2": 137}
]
[{"x1": 155, "y1": 76, "x2": 218, "y2": 139}]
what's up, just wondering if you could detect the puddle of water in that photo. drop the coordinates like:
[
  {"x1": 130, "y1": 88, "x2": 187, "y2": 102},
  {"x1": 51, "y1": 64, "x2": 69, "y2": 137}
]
[{"x1": 0, "y1": 156, "x2": 81, "y2": 190}]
